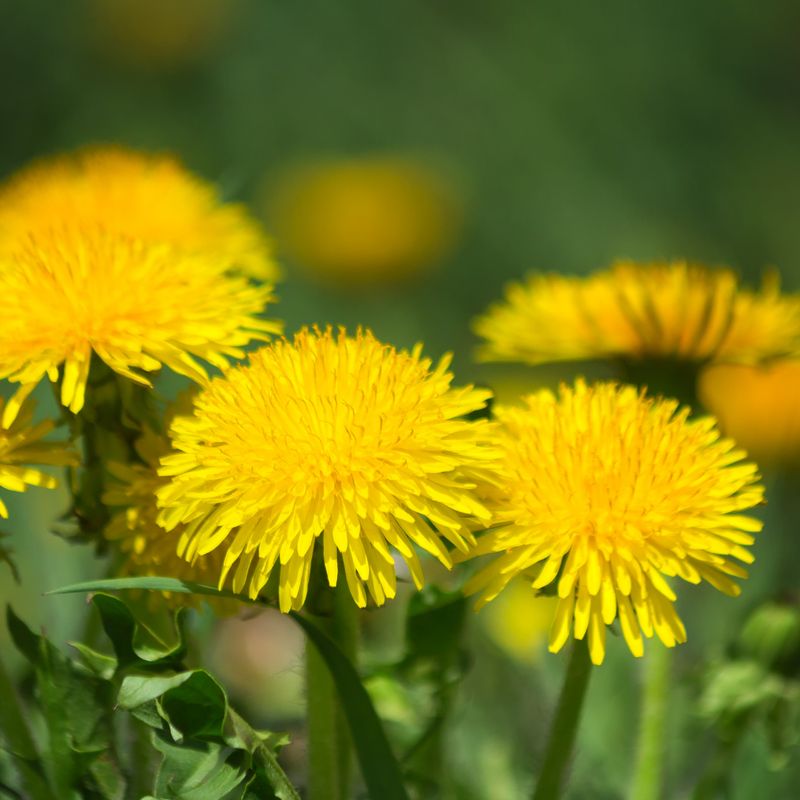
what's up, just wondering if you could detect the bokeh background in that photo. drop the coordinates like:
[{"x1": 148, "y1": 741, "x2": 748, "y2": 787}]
[{"x1": 2, "y1": 1, "x2": 799, "y2": 797}]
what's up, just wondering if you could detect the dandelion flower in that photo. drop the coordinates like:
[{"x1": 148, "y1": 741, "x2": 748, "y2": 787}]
[
  {"x1": 698, "y1": 359, "x2": 800, "y2": 466},
  {"x1": 157, "y1": 328, "x2": 497, "y2": 612},
  {"x1": 0, "y1": 227, "x2": 279, "y2": 418},
  {"x1": 0, "y1": 395, "x2": 76, "y2": 519},
  {"x1": 475, "y1": 261, "x2": 800, "y2": 366},
  {"x1": 466, "y1": 380, "x2": 764, "y2": 665},
  {"x1": 104, "y1": 421, "x2": 233, "y2": 611},
  {"x1": 0, "y1": 146, "x2": 278, "y2": 281},
  {"x1": 268, "y1": 157, "x2": 461, "y2": 285}
]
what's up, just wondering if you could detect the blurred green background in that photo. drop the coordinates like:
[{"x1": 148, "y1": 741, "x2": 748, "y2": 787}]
[{"x1": 2, "y1": 1, "x2": 799, "y2": 797}]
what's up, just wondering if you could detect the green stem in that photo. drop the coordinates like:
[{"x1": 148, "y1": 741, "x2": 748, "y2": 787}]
[
  {"x1": 630, "y1": 646, "x2": 672, "y2": 800},
  {"x1": 0, "y1": 652, "x2": 55, "y2": 800},
  {"x1": 306, "y1": 585, "x2": 359, "y2": 800},
  {"x1": 532, "y1": 639, "x2": 593, "y2": 800}
]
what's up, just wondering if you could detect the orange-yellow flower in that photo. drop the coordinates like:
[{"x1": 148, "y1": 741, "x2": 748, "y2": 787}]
[
  {"x1": 698, "y1": 359, "x2": 800, "y2": 466},
  {"x1": 0, "y1": 146, "x2": 278, "y2": 281},
  {"x1": 267, "y1": 157, "x2": 461, "y2": 285},
  {"x1": 475, "y1": 262, "x2": 800, "y2": 366},
  {"x1": 466, "y1": 380, "x2": 764, "y2": 665}
]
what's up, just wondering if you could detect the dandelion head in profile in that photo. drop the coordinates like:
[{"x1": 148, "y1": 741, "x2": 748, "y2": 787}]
[
  {"x1": 157, "y1": 327, "x2": 498, "y2": 612},
  {"x1": 474, "y1": 261, "x2": 800, "y2": 367},
  {"x1": 0, "y1": 146, "x2": 279, "y2": 281},
  {"x1": 0, "y1": 227, "x2": 279, "y2": 417},
  {"x1": 0, "y1": 396, "x2": 76, "y2": 519},
  {"x1": 466, "y1": 380, "x2": 764, "y2": 665}
]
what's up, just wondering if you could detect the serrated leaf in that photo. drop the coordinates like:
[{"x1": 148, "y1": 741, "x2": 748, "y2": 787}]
[{"x1": 292, "y1": 612, "x2": 409, "y2": 800}]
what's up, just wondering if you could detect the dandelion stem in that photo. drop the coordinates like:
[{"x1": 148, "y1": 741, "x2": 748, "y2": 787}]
[
  {"x1": 630, "y1": 646, "x2": 671, "y2": 800},
  {"x1": 532, "y1": 638, "x2": 592, "y2": 800},
  {"x1": 306, "y1": 584, "x2": 359, "y2": 800},
  {"x1": 0, "y1": 652, "x2": 56, "y2": 800}
]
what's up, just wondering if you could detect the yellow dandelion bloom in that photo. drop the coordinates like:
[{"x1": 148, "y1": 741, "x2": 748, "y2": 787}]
[
  {"x1": 698, "y1": 359, "x2": 800, "y2": 466},
  {"x1": 267, "y1": 157, "x2": 461, "y2": 285},
  {"x1": 0, "y1": 146, "x2": 278, "y2": 281},
  {"x1": 0, "y1": 395, "x2": 76, "y2": 519},
  {"x1": 157, "y1": 327, "x2": 498, "y2": 612},
  {"x1": 466, "y1": 380, "x2": 764, "y2": 665},
  {"x1": 0, "y1": 227, "x2": 279, "y2": 419},
  {"x1": 104, "y1": 422, "x2": 233, "y2": 611},
  {"x1": 474, "y1": 261, "x2": 800, "y2": 366}
]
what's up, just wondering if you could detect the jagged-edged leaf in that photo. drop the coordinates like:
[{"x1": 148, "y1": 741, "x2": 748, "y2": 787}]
[{"x1": 292, "y1": 612, "x2": 409, "y2": 800}]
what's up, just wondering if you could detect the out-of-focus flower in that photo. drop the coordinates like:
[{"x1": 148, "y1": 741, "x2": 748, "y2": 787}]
[
  {"x1": 698, "y1": 359, "x2": 800, "y2": 466},
  {"x1": 466, "y1": 380, "x2": 764, "y2": 665},
  {"x1": 475, "y1": 262, "x2": 800, "y2": 367},
  {"x1": 0, "y1": 147, "x2": 278, "y2": 281},
  {"x1": 481, "y1": 579, "x2": 558, "y2": 664},
  {"x1": 0, "y1": 396, "x2": 76, "y2": 519},
  {"x1": 157, "y1": 327, "x2": 498, "y2": 612},
  {"x1": 267, "y1": 157, "x2": 462, "y2": 285},
  {"x1": 88, "y1": 0, "x2": 240, "y2": 71}
]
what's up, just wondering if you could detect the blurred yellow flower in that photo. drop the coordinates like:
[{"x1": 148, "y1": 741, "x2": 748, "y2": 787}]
[
  {"x1": 0, "y1": 146, "x2": 278, "y2": 281},
  {"x1": 267, "y1": 157, "x2": 462, "y2": 285},
  {"x1": 466, "y1": 380, "x2": 764, "y2": 665},
  {"x1": 157, "y1": 327, "x2": 498, "y2": 612},
  {"x1": 0, "y1": 227, "x2": 279, "y2": 417},
  {"x1": 698, "y1": 359, "x2": 800, "y2": 466},
  {"x1": 475, "y1": 261, "x2": 800, "y2": 366},
  {"x1": 89, "y1": 0, "x2": 240, "y2": 70},
  {"x1": 0, "y1": 396, "x2": 76, "y2": 519},
  {"x1": 482, "y1": 580, "x2": 558, "y2": 664},
  {"x1": 104, "y1": 420, "x2": 235, "y2": 612}
]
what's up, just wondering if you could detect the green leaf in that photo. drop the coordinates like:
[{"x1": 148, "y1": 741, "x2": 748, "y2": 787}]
[
  {"x1": 6, "y1": 607, "x2": 126, "y2": 799},
  {"x1": 119, "y1": 670, "x2": 227, "y2": 741},
  {"x1": 48, "y1": 576, "x2": 252, "y2": 604},
  {"x1": 90, "y1": 593, "x2": 186, "y2": 668},
  {"x1": 151, "y1": 732, "x2": 249, "y2": 800},
  {"x1": 292, "y1": 612, "x2": 409, "y2": 800}
]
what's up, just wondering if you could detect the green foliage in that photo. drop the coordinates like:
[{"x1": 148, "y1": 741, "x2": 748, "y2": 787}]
[
  {"x1": 7, "y1": 606, "x2": 125, "y2": 800},
  {"x1": 6, "y1": 594, "x2": 298, "y2": 800},
  {"x1": 50, "y1": 576, "x2": 412, "y2": 799}
]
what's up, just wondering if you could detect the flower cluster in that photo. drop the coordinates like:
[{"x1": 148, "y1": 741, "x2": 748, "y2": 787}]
[{"x1": 0, "y1": 145, "x2": 777, "y2": 669}]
